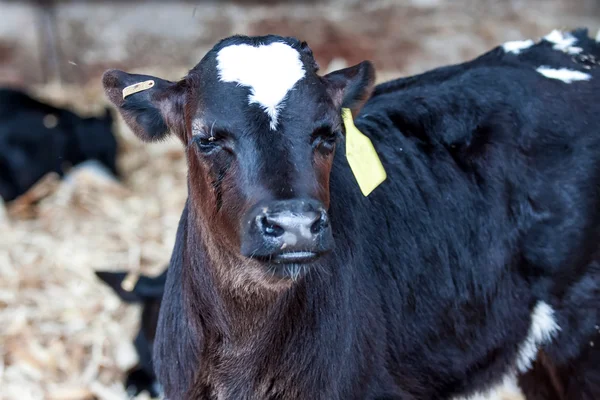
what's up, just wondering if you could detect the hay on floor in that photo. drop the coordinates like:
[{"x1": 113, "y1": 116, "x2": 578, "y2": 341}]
[{"x1": 0, "y1": 79, "x2": 186, "y2": 400}]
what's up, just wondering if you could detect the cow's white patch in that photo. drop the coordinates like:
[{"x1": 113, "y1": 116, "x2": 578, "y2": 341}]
[
  {"x1": 502, "y1": 39, "x2": 534, "y2": 54},
  {"x1": 516, "y1": 301, "x2": 560, "y2": 373},
  {"x1": 451, "y1": 373, "x2": 522, "y2": 400},
  {"x1": 543, "y1": 29, "x2": 584, "y2": 55},
  {"x1": 544, "y1": 29, "x2": 577, "y2": 51},
  {"x1": 596, "y1": 29, "x2": 600, "y2": 42},
  {"x1": 536, "y1": 66, "x2": 592, "y2": 83},
  {"x1": 216, "y1": 42, "x2": 306, "y2": 130},
  {"x1": 452, "y1": 302, "x2": 560, "y2": 400}
]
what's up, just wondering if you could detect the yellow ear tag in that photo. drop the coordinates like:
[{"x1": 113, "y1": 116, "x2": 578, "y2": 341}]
[{"x1": 342, "y1": 108, "x2": 387, "y2": 196}]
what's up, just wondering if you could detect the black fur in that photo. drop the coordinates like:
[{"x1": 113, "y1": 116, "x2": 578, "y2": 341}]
[
  {"x1": 95, "y1": 269, "x2": 166, "y2": 398},
  {"x1": 129, "y1": 30, "x2": 600, "y2": 399},
  {"x1": 0, "y1": 88, "x2": 118, "y2": 201},
  {"x1": 101, "y1": 69, "x2": 182, "y2": 142},
  {"x1": 325, "y1": 60, "x2": 375, "y2": 110},
  {"x1": 121, "y1": 95, "x2": 170, "y2": 141}
]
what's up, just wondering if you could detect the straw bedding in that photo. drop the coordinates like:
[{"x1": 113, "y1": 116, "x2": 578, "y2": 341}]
[
  {"x1": 0, "y1": 78, "x2": 186, "y2": 400},
  {"x1": 0, "y1": 76, "x2": 523, "y2": 400}
]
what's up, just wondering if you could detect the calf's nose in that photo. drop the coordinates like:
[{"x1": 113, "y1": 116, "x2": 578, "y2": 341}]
[
  {"x1": 259, "y1": 209, "x2": 327, "y2": 244},
  {"x1": 241, "y1": 199, "x2": 333, "y2": 261}
]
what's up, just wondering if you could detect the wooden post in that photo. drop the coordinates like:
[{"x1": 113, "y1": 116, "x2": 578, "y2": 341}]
[{"x1": 35, "y1": 0, "x2": 62, "y2": 84}]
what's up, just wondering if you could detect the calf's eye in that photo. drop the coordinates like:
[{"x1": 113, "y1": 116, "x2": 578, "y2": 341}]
[
  {"x1": 312, "y1": 126, "x2": 338, "y2": 155},
  {"x1": 193, "y1": 127, "x2": 231, "y2": 154},
  {"x1": 194, "y1": 135, "x2": 220, "y2": 152}
]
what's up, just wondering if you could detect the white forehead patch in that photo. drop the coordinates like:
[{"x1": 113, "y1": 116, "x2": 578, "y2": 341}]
[
  {"x1": 536, "y1": 66, "x2": 591, "y2": 83},
  {"x1": 216, "y1": 42, "x2": 306, "y2": 130},
  {"x1": 515, "y1": 301, "x2": 560, "y2": 373},
  {"x1": 502, "y1": 39, "x2": 534, "y2": 54}
]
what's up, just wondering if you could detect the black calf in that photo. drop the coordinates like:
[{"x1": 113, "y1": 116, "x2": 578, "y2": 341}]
[
  {"x1": 95, "y1": 269, "x2": 166, "y2": 398},
  {"x1": 0, "y1": 88, "x2": 118, "y2": 201}
]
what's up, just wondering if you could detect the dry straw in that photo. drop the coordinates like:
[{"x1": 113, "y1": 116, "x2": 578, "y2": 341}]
[{"x1": 0, "y1": 77, "x2": 186, "y2": 400}]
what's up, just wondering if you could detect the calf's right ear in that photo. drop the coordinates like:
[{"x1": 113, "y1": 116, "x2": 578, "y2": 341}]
[
  {"x1": 102, "y1": 69, "x2": 186, "y2": 142},
  {"x1": 95, "y1": 270, "x2": 166, "y2": 302},
  {"x1": 95, "y1": 271, "x2": 142, "y2": 303}
]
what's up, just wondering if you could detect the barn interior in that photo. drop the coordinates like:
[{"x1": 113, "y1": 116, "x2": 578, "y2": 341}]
[{"x1": 1, "y1": 0, "x2": 599, "y2": 399}]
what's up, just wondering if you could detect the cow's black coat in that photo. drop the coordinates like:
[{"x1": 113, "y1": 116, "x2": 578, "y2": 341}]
[
  {"x1": 106, "y1": 29, "x2": 600, "y2": 399},
  {"x1": 0, "y1": 88, "x2": 118, "y2": 201},
  {"x1": 95, "y1": 269, "x2": 166, "y2": 398}
]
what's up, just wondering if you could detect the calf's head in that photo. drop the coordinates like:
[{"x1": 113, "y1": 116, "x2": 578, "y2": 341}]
[{"x1": 103, "y1": 35, "x2": 374, "y2": 278}]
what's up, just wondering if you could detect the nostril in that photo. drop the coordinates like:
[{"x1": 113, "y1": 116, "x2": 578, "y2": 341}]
[
  {"x1": 310, "y1": 210, "x2": 329, "y2": 235},
  {"x1": 260, "y1": 216, "x2": 285, "y2": 237}
]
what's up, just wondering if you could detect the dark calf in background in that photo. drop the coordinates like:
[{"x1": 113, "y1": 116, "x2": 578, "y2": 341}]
[
  {"x1": 0, "y1": 88, "x2": 119, "y2": 201},
  {"x1": 95, "y1": 269, "x2": 167, "y2": 398}
]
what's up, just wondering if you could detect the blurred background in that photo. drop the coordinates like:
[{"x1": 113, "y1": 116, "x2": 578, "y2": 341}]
[{"x1": 0, "y1": 0, "x2": 599, "y2": 399}]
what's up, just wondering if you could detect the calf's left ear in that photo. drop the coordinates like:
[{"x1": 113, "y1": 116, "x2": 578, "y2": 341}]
[
  {"x1": 322, "y1": 61, "x2": 375, "y2": 117},
  {"x1": 102, "y1": 69, "x2": 186, "y2": 142}
]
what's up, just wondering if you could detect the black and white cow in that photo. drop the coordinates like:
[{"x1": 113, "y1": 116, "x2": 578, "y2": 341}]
[
  {"x1": 0, "y1": 88, "x2": 119, "y2": 201},
  {"x1": 102, "y1": 28, "x2": 600, "y2": 399}
]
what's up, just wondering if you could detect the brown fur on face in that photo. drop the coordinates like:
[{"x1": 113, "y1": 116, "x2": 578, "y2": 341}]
[
  {"x1": 103, "y1": 35, "x2": 381, "y2": 400},
  {"x1": 185, "y1": 125, "x2": 303, "y2": 292},
  {"x1": 101, "y1": 41, "x2": 375, "y2": 286}
]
